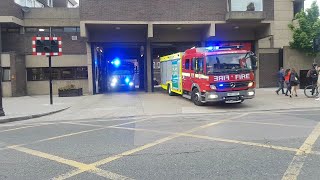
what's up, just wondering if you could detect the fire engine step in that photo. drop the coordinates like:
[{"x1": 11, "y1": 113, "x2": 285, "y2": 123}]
[{"x1": 182, "y1": 94, "x2": 192, "y2": 100}]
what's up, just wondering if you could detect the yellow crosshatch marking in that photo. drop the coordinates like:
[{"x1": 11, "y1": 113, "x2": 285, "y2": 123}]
[
  {"x1": 9, "y1": 146, "x2": 134, "y2": 180},
  {"x1": 282, "y1": 122, "x2": 320, "y2": 180},
  {"x1": 2, "y1": 111, "x2": 320, "y2": 179},
  {"x1": 52, "y1": 113, "x2": 249, "y2": 179},
  {"x1": 61, "y1": 121, "x2": 320, "y2": 156}
]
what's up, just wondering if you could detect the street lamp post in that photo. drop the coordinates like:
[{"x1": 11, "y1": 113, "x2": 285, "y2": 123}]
[{"x1": 0, "y1": 24, "x2": 5, "y2": 116}]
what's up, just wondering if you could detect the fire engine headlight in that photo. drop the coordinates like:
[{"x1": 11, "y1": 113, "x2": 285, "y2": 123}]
[
  {"x1": 209, "y1": 94, "x2": 218, "y2": 99},
  {"x1": 248, "y1": 91, "x2": 255, "y2": 96},
  {"x1": 210, "y1": 85, "x2": 217, "y2": 90},
  {"x1": 129, "y1": 82, "x2": 134, "y2": 86},
  {"x1": 112, "y1": 77, "x2": 117, "y2": 84},
  {"x1": 248, "y1": 82, "x2": 254, "y2": 88}
]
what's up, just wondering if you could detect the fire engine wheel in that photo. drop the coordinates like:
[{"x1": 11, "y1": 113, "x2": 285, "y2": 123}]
[
  {"x1": 191, "y1": 88, "x2": 204, "y2": 106},
  {"x1": 168, "y1": 84, "x2": 174, "y2": 96}
]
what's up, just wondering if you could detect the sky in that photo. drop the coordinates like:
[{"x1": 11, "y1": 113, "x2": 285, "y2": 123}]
[{"x1": 305, "y1": 0, "x2": 320, "y2": 9}]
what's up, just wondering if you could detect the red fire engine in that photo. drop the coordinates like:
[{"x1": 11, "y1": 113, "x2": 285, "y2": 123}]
[{"x1": 160, "y1": 46, "x2": 258, "y2": 106}]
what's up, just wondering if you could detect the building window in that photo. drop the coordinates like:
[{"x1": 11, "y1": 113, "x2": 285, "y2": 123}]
[
  {"x1": 185, "y1": 59, "x2": 190, "y2": 70},
  {"x1": 27, "y1": 67, "x2": 88, "y2": 81},
  {"x1": 7, "y1": 28, "x2": 20, "y2": 33},
  {"x1": 2, "y1": 68, "x2": 11, "y2": 82},
  {"x1": 52, "y1": 28, "x2": 64, "y2": 33},
  {"x1": 294, "y1": 1, "x2": 304, "y2": 17},
  {"x1": 157, "y1": 62, "x2": 160, "y2": 69},
  {"x1": 25, "y1": 27, "x2": 50, "y2": 33},
  {"x1": 14, "y1": 0, "x2": 45, "y2": 8},
  {"x1": 64, "y1": 27, "x2": 79, "y2": 33},
  {"x1": 229, "y1": 0, "x2": 263, "y2": 11},
  {"x1": 76, "y1": 67, "x2": 88, "y2": 79}
]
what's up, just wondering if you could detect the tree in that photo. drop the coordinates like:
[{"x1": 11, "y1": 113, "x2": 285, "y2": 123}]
[{"x1": 289, "y1": 1, "x2": 320, "y2": 56}]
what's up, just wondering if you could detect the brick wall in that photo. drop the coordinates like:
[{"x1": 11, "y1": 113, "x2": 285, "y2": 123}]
[
  {"x1": 0, "y1": 0, "x2": 23, "y2": 19},
  {"x1": 2, "y1": 32, "x2": 86, "y2": 55},
  {"x1": 80, "y1": 0, "x2": 274, "y2": 21}
]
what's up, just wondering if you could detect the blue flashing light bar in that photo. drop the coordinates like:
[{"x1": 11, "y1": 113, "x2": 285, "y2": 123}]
[
  {"x1": 206, "y1": 46, "x2": 220, "y2": 51},
  {"x1": 205, "y1": 45, "x2": 244, "y2": 52}
]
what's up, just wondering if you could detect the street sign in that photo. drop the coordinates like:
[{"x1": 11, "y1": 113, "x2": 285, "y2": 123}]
[
  {"x1": 32, "y1": 37, "x2": 62, "y2": 56},
  {"x1": 32, "y1": 37, "x2": 62, "y2": 105}
]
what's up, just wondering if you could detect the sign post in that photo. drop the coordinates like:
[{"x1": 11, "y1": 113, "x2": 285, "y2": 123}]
[
  {"x1": 32, "y1": 37, "x2": 62, "y2": 105},
  {"x1": 49, "y1": 55, "x2": 53, "y2": 105}
]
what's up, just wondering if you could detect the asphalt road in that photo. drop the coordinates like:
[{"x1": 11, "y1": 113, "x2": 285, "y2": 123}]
[{"x1": 0, "y1": 109, "x2": 320, "y2": 180}]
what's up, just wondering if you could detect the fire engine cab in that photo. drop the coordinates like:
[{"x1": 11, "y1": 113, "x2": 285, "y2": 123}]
[{"x1": 160, "y1": 46, "x2": 258, "y2": 106}]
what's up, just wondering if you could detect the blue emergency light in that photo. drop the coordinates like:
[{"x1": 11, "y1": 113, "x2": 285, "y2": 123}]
[
  {"x1": 111, "y1": 58, "x2": 121, "y2": 67},
  {"x1": 125, "y1": 77, "x2": 130, "y2": 84},
  {"x1": 206, "y1": 46, "x2": 220, "y2": 51}
]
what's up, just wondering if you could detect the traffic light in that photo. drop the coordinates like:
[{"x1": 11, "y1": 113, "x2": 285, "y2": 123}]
[
  {"x1": 50, "y1": 40, "x2": 59, "y2": 52},
  {"x1": 33, "y1": 37, "x2": 62, "y2": 56}
]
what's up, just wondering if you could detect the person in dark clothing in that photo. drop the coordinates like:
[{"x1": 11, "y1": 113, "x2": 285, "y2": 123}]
[
  {"x1": 276, "y1": 67, "x2": 285, "y2": 95},
  {"x1": 290, "y1": 68, "x2": 300, "y2": 98},
  {"x1": 284, "y1": 69, "x2": 291, "y2": 96},
  {"x1": 307, "y1": 63, "x2": 319, "y2": 96}
]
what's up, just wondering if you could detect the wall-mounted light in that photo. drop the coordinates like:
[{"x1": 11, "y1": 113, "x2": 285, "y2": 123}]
[
  {"x1": 115, "y1": 27, "x2": 121, "y2": 30},
  {"x1": 176, "y1": 27, "x2": 182, "y2": 30},
  {"x1": 38, "y1": 29, "x2": 45, "y2": 32}
]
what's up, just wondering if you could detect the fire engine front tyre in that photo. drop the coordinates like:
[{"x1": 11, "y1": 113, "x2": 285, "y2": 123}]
[{"x1": 191, "y1": 89, "x2": 205, "y2": 106}]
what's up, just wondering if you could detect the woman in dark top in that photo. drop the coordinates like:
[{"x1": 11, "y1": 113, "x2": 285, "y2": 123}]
[{"x1": 290, "y1": 68, "x2": 300, "y2": 98}]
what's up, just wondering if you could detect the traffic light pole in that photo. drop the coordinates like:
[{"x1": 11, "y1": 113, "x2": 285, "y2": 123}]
[
  {"x1": 0, "y1": 24, "x2": 5, "y2": 116},
  {"x1": 49, "y1": 56, "x2": 53, "y2": 105}
]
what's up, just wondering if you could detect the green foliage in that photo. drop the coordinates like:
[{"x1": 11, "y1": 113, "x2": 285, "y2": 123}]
[{"x1": 289, "y1": 1, "x2": 320, "y2": 56}]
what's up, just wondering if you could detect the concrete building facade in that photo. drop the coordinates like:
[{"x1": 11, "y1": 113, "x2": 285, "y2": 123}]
[{"x1": 0, "y1": 0, "x2": 304, "y2": 96}]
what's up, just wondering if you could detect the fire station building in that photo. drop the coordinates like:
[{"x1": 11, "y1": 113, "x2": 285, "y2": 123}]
[{"x1": 0, "y1": 0, "x2": 304, "y2": 96}]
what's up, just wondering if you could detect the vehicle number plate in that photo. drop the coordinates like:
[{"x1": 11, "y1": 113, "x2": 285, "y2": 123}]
[{"x1": 227, "y1": 92, "x2": 240, "y2": 96}]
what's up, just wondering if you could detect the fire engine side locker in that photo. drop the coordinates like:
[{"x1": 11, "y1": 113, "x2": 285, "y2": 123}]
[{"x1": 160, "y1": 53, "x2": 183, "y2": 95}]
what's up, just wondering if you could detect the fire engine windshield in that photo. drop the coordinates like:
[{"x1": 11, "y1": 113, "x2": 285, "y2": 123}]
[{"x1": 206, "y1": 53, "x2": 252, "y2": 74}]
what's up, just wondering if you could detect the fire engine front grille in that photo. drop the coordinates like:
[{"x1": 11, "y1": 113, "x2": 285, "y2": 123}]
[{"x1": 216, "y1": 82, "x2": 249, "y2": 89}]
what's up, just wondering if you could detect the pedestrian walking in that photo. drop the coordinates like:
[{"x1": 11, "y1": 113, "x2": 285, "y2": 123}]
[
  {"x1": 284, "y1": 69, "x2": 291, "y2": 96},
  {"x1": 307, "y1": 63, "x2": 319, "y2": 96},
  {"x1": 290, "y1": 68, "x2": 300, "y2": 98},
  {"x1": 276, "y1": 67, "x2": 285, "y2": 95},
  {"x1": 316, "y1": 66, "x2": 320, "y2": 101}
]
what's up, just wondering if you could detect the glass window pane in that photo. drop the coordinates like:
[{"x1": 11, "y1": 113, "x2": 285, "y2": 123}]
[
  {"x1": 7, "y1": 28, "x2": 20, "y2": 33},
  {"x1": 2, "y1": 69, "x2": 11, "y2": 81},
  {"x1": 52, "y1": 28, "x2": 64, "y2": 33},
  {"x1": 185, "y1": 59, "x2": 190, "y2": 70},
  {"x1": 230, "y1": 0, "x2": 263, "y2": 11},
  {"x1": 64, "y1": 27, "x2": 77, "y2": 33},
  {"x1": 25, "y1": 27, "x2": 38, "y2": 33},
  {"x1": 61, "y1": 68, "x2": 75, "y2": 79},
  {"x1": 76, "y1": 67, "x2": 88, "y2": 79}
]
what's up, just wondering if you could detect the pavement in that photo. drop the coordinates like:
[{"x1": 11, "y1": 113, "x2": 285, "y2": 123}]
[
  {"x1": 0, "y1": 95, "x2": 83, "y2": 123},
  {"x1": 1, "y1": 88, "x2": 320, "y2": 124}
]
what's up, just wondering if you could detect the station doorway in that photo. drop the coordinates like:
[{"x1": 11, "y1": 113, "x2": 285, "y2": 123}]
[{"x1": 91, "y1": 43, "x2": 145, "y2": 94}]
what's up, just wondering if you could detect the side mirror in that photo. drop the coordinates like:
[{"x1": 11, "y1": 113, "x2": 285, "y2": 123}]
[{"x1": 250, "y1": 55, "x2": 258, "y2": 70}]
